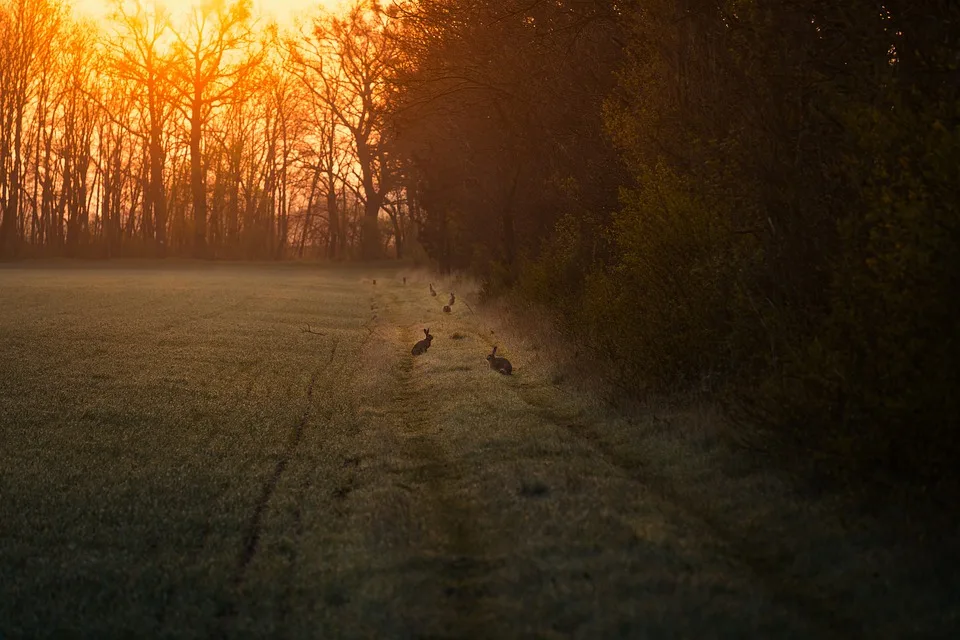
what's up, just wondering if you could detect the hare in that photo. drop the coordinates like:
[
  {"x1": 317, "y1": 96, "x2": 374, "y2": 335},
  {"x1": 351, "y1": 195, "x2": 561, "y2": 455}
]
[
  {"x1": 486, "y1": 346, "x2": 513, "y2": 375},
  {"x1": 411, "y1": 328, "x2": 433, "y2": 355},
  {"x1": 448, "y1": 292, "x2": 456, "y2": 306},
  {"x1": 443, "y1": 305, "x2": 451, "y2": 313},
  {"x1": 429, "y1": 284, "x2": 437, "y2": 297}
]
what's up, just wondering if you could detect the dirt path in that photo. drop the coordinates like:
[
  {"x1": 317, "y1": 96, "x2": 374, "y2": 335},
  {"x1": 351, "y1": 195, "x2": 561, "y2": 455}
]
[
  {"x1": 278, "y1": 275, "x2": 957, "y2": 638},
  {"x1": 228, "y1": 277, "x2": 833, "y2": 637}
]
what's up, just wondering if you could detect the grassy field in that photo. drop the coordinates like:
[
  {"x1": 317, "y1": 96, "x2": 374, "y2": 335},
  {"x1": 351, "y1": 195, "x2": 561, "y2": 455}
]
[{"x1": 1, "y1": 263, "x2": 958, "y2": 638}]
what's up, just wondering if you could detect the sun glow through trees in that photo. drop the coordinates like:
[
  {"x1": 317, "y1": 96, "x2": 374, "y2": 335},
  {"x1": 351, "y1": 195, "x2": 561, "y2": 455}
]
[
  {"x1": 74, "y1": 0, "x2": 345, "y2": 28},
  {"x1": 0, "y1": 0, "x2": 401, "y2": 261}
]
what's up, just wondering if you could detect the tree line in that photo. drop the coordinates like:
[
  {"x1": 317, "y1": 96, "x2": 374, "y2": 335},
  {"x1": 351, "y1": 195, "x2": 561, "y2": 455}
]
[
  {"x1": 3, "y1": 0, "x2": 958, "y2": 481},
  {"x1": 0, "y1": 0, "x2": 409, "y2": 260}
]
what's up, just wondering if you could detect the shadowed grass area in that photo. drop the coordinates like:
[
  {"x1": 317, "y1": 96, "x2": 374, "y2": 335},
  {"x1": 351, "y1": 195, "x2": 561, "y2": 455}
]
[
  {"x1": 0, "y1": 265, "x2": 368, "y2": 636},
  {"x1": 1, "y1": 263, "x2": 957, "y2": 638}
]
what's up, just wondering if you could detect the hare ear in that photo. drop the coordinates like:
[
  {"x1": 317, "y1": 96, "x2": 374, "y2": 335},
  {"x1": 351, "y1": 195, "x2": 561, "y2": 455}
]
[{"x1": 492, "y1": 345, "x2": 497, "y2": 355}]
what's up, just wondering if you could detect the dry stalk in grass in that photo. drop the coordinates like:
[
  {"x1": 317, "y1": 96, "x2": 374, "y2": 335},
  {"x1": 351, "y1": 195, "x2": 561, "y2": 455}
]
[{"x1": 301, "y1": 324, "x2": 326, "y2": 336}]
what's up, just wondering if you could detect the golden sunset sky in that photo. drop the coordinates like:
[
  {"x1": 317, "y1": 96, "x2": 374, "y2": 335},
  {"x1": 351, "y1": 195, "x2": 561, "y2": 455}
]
[{"x1": 74, "y1": 0, "x2": 346, "y2": 28}]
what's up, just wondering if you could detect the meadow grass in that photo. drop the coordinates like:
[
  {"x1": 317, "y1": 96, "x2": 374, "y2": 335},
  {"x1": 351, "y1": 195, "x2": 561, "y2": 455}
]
[{"x1": 0, "y1": 263, "x2": 957, "y2": 638}]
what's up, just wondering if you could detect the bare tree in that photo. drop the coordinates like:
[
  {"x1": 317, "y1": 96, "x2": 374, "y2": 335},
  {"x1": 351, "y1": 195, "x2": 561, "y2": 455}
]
[
  {"x1": 171, "y1": 0, "x2": 263, "y2": 258},
  {"x1": 105, "y1": 0, "x2": 178, "y2": 255},
  {"x1": 289, "y1": 1, "x2": 397, "y2": 260},
  {"x1": 284, "y1": 40, "x2": 351, "y2": 259},
  {"x1": 0, "y1": 0, "x2": 64, "y2": 255}
]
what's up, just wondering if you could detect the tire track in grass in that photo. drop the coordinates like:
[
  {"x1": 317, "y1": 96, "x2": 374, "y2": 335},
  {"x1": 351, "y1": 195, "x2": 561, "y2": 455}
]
[
  {"x1": 268, "y1": 319, "x2": 375, "y2": 636},
  {"x1": 384, "y1": 325, "x2": 495, "y2": 636},
  {"x1": 238, "y1": 338, "x2": 338, "y2": 572},
  {"x1": 234, "y1": 369, "x2": 317, "y2": 579},
  {"x1": 515, "y1": 386, "x2": 861, "y2": 640},
  {"x1": 378, "y1": 285, "x2": 862, "y2": 636},
  {"x1": 215, "y1": 339, "x2": 338, "y2": 635}
]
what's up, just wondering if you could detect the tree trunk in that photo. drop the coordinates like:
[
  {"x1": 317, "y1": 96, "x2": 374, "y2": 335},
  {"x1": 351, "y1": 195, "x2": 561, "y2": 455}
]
[
  {"x1": 1, "y1": 102, "x2": 25, "y2": 255},
  {"x1": 190, "y1": 88, "x2": 206, "y2": 258},
  {"x1": 150, "y1": 124, "x2": 167, "y2": 257},
  {"x1": 327, "y1": 174, "x2": 340, "y2": 260},
  {"x1": 355, "y1": 140, "x2": 383, "y2": 260}
]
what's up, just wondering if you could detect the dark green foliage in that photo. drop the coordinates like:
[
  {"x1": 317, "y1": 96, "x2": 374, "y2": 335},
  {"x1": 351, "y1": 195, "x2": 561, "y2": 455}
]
[
  {"x1": 789, "y1": 91, "x2": 960, "y2": 471},
  {"x1": 392, "y1": 0, "x2": 960, "y2": 480}
]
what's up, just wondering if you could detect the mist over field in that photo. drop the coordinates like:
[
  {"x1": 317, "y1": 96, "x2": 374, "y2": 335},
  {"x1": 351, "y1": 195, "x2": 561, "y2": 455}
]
[{"x1": 1, "y1": 264, "x2": 958, "y2": 637}]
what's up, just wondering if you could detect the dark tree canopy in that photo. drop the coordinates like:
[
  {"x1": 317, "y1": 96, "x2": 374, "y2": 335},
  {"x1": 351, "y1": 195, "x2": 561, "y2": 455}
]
[{"x1": 386, "y1": 0, "x2": 960, "y2": 482}]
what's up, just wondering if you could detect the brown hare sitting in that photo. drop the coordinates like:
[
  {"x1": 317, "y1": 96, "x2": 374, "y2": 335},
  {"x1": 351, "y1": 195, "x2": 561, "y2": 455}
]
[
  {"x1": 448, "y1": 292, "x2": 455, "y2": 306},
  {"x1": 411, "y1": 328, "x2": 433, "y2": 355},
  {"x1": 486, "y1": 345, "x2": 512, "y2": 375},
  {"x1": 429, "y1": 283, "x2": 437, "y2": 297}
]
